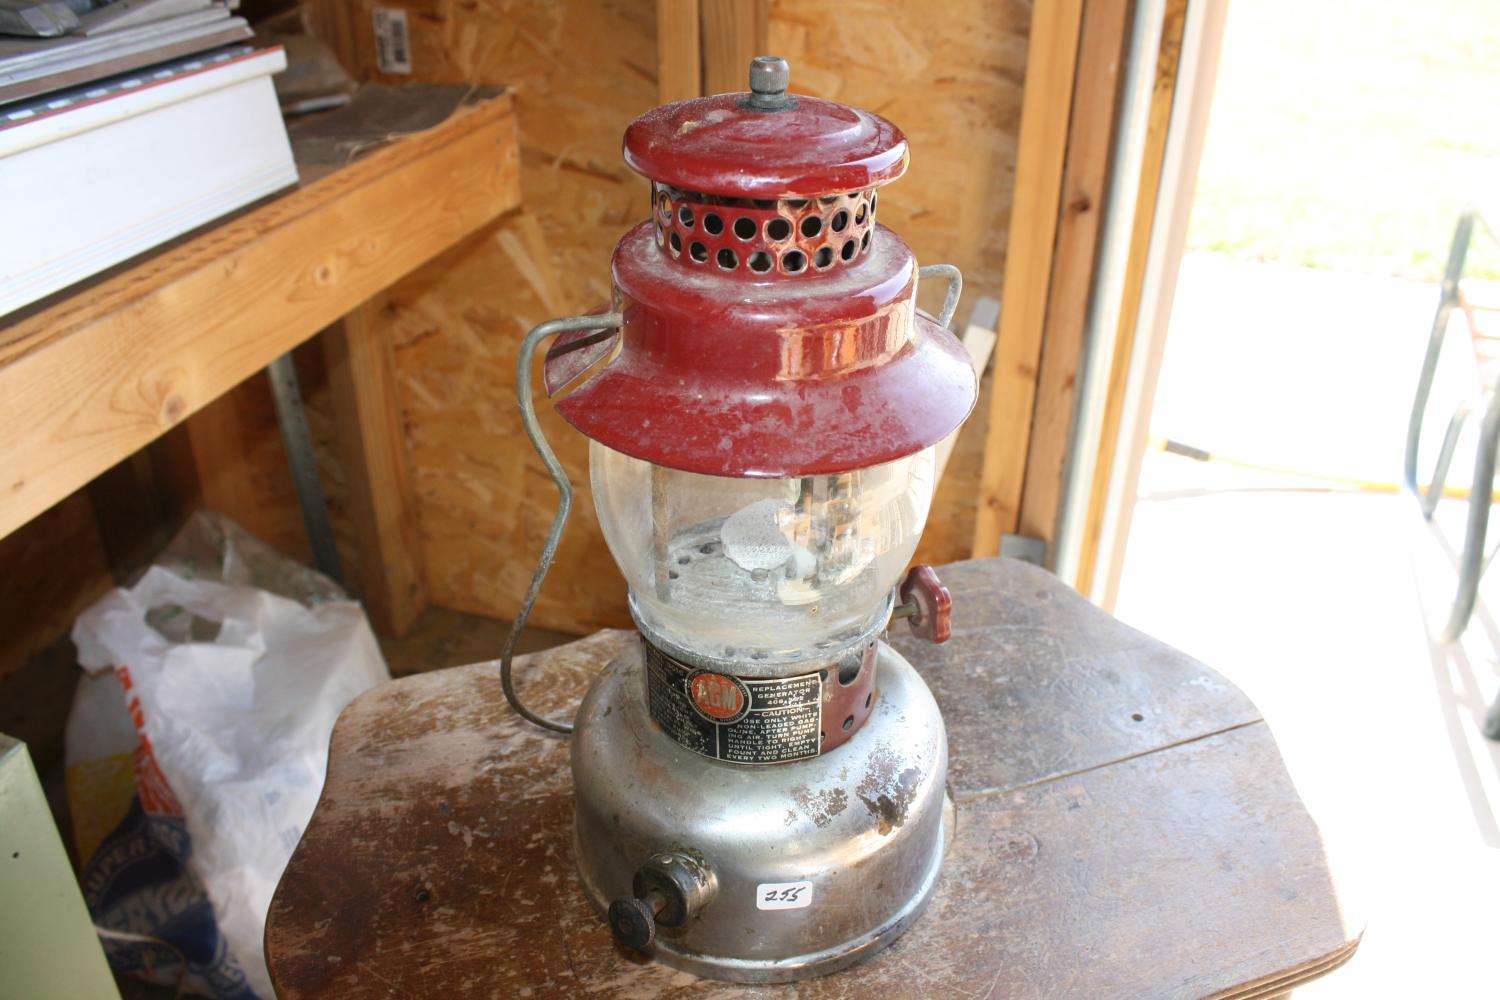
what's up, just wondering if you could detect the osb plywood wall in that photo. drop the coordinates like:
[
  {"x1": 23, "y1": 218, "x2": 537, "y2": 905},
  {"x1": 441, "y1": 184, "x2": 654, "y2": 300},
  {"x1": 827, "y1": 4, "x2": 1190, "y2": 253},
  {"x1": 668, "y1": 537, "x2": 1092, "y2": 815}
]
[
  {"x1": 766, "y1": 0, "x2": 1031, "y2": 568},
  {"x1": 265, "y1": 0, "x2": 1030, "y2": 634},
  {"x1": 298, "y1": 0, "x2": 656, "y2": 633}
]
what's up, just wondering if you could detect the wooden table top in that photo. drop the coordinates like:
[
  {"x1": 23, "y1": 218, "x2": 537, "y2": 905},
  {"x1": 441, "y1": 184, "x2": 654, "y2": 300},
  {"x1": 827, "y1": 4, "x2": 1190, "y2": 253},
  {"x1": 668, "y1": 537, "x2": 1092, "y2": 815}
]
[{"x1": 266, "y1": 558, "x2": 1361, "y2": 998}]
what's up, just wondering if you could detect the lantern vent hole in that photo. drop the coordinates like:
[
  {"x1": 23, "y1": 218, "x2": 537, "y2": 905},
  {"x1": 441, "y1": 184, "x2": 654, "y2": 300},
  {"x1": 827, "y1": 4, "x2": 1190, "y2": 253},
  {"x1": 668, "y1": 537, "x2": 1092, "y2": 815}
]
[
  {"x1": 838, "y1": 658, "x2": 861, "y2": 685},
  {"x1": 652, "y1": 185, "x2": 880, "y2": 276}
]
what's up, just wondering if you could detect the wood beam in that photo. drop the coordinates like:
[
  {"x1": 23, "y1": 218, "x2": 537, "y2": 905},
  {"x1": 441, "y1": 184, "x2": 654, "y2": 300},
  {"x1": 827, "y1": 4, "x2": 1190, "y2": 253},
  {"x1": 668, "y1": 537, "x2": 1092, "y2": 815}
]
[
  {"x1": 1017, "y1": 0, "x2": 1135, "y2": 558},
  {"x1": 657, "y1": 0, "x2": 702, "y2": 102},
  {"x1": 182, "y1": 389, "x2": 261, "y2": 535},
  {"x1": 971, "y1": 0, "x2": 1087, "y2": 557},
  {"x1": 700, "y1": 0, "x2": 767, "y2": 96},
  {"x1": 323, "y1": 296, "x2": 428, "y2": 636}
]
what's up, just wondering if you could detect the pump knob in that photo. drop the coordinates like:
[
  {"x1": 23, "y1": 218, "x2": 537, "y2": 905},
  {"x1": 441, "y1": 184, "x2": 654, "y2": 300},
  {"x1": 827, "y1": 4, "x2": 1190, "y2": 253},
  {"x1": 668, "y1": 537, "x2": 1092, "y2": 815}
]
[
  {"x1": 607, "y1": 895, "x2": 658, "y2": 950},
  {"x1": 897, "y1": 564, "x2": 953, "y2": 643},
  {"x1": 607, "y1": 851, "x2": 717, "y2": 952}
]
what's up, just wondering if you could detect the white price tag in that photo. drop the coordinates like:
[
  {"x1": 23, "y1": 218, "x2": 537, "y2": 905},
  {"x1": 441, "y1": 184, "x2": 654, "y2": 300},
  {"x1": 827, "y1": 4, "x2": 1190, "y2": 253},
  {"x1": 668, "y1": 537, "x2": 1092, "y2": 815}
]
[{"x1": 756, "y1": 880, "x2": 813, "y2": 910}]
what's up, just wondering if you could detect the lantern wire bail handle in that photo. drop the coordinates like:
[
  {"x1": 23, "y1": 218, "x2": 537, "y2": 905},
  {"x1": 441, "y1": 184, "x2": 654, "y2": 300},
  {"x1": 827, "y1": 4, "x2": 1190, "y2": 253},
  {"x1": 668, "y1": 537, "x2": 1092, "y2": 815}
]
[
  {"x1": 501, "y1": 311, "x2": 626, "y2": 735},
  {"x1": 918, "y1": 264, "x2": 964, "y2": 329}
]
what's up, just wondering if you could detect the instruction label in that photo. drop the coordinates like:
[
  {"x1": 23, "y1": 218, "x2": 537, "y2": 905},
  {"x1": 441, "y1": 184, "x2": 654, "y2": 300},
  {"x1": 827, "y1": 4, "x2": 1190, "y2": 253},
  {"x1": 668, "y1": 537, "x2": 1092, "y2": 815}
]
[{"x1": 644, "y1": 644, "x2": 821, "y2": 764}]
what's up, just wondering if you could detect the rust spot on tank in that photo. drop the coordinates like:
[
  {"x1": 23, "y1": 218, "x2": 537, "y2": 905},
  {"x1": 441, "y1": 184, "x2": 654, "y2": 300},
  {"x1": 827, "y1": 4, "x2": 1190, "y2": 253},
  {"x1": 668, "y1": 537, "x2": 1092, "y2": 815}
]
[
  {"x1": 856, "y1": 746, "x2": 923, "y2": 836},
  {"x1": 789, "y1": 784, "x2": 849, "y2": 828}
]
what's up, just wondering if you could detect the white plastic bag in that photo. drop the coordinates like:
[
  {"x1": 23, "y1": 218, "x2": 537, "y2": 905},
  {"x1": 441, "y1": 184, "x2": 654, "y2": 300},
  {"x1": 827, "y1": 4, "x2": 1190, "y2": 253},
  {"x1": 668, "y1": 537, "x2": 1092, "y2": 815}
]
[{"x1": 68, "y1": 513, "x2": 389, "y2": 998}]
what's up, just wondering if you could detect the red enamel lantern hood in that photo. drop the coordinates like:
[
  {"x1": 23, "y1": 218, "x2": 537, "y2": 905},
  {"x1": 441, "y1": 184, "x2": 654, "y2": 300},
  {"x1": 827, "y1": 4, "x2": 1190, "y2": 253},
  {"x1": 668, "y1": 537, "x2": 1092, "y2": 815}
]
[{"x1": 541, "y1": 56, "x2": 978, "y2": 479}]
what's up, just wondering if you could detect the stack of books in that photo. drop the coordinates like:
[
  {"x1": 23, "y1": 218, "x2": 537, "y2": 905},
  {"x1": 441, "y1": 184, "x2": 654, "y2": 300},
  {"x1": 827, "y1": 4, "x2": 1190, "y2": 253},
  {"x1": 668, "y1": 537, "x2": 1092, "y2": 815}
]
[{"x1": 0, "y1": 0, "x2": 297, "y2": 316}]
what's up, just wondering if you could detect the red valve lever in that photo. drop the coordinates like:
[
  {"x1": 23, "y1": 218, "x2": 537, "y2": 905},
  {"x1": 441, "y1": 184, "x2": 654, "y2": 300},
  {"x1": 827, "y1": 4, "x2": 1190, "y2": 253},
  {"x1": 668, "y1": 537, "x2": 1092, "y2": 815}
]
[{"x1": 898, "y1": 565, "x2": 952, "y2": 643}]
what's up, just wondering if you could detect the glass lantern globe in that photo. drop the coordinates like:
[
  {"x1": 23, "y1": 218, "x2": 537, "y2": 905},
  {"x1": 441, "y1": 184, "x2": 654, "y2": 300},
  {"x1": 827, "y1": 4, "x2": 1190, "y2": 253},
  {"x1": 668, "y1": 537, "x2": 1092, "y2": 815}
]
[{"x1": 590, "y1": 443, "x2": 936, "y2": 666}]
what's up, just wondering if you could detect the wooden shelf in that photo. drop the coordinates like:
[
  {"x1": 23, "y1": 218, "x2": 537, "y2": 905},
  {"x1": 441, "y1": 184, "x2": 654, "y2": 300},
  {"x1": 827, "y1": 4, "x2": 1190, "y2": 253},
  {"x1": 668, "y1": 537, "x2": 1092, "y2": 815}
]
[{"x1": 0, "y1": 87, "x2": 521, "y2": 543}]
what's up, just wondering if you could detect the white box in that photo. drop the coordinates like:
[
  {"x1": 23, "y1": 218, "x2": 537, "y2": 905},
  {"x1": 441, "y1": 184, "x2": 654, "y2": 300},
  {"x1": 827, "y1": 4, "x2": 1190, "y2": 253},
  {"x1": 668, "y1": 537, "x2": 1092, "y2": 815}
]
[{"x1": 0, "y1": 46, "x2": 297, "y2": 316}]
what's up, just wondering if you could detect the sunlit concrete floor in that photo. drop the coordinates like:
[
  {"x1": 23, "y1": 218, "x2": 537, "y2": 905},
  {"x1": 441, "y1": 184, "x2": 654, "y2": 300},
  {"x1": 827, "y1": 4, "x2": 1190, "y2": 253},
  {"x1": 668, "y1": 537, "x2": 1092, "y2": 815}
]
[{"x1": 1115, "y1": 255, "x2": 1500, "y2": 997}]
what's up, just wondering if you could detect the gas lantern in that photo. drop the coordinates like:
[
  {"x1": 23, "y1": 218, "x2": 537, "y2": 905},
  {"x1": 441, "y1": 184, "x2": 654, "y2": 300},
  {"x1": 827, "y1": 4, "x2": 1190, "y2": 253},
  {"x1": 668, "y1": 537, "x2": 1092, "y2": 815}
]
[{"x1": 499, "y1": 56, "x2": 978, "y2": 982}]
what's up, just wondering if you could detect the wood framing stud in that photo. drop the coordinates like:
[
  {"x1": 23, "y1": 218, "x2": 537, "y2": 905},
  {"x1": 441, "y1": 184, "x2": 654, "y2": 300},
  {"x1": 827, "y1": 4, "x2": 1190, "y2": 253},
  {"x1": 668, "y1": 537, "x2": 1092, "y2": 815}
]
[
  {"x1": 324, "y1": 297, "x2": 428, "y2": 636},
  {"x1": 972, "y1": 0, "x2": 1086, "y2": 557},
  {"x1": 184, "y1": 390, "x2": 262, "y2": 531},
  {"x1": 657, "y1": 0, "x2": 703, "y2": 102},
  {"x1": 700, "y1": 0, "x2": 768, "y2": 96},
  {"x1": 1017, "y1": 0, "x2": 1134, "y2": 557}
]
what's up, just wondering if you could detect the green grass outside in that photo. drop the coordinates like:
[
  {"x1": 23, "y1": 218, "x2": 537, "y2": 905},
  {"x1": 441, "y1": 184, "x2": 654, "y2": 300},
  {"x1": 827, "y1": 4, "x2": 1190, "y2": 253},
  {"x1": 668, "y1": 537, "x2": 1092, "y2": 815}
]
[{"x1": 1188, "y1": 0, "x2": 1500, "y2": 281}]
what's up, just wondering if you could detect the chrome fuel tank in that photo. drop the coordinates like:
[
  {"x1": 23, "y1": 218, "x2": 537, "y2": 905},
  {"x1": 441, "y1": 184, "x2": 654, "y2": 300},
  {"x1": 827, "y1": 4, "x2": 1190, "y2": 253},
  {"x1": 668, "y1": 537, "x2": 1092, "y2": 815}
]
[{"x1": 570, "y1": 640, "x2": 948, "y2": 982}]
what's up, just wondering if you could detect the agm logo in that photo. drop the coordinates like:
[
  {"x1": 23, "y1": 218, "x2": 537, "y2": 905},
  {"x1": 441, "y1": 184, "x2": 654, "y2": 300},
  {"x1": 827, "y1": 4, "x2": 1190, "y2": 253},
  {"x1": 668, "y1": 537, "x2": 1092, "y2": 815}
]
[{"x1": 686, "y1": 669, "x2": 751, "y2": 725}]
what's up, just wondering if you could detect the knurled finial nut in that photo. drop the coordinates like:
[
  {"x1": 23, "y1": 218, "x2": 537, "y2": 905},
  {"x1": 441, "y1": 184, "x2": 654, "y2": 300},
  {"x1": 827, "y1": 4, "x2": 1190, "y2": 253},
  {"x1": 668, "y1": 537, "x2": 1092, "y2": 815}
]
[
  {"x1": 607, "y1": 897, "x2": 656, "y2": 950},
  {"x1": 749, "y1": 55, "x2": 789, "y2": 94}
]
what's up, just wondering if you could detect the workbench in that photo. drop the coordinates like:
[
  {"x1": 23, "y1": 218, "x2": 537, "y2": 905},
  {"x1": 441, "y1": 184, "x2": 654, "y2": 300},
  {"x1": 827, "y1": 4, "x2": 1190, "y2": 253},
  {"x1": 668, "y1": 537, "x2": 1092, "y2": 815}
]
[
  {"x1": 0, "y1": 85, "x2": 521, "y2": 634},
  {"x1": 265, "y1": 557, "x2": 1362, "y2": 998}
]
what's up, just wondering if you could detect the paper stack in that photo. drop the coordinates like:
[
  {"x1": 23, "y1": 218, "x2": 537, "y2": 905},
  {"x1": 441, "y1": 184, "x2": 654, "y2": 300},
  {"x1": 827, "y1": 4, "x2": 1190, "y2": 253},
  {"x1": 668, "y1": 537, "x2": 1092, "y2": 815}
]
[{"x1": 0, "y1": 0, "x2": 297, "y2": 316}]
